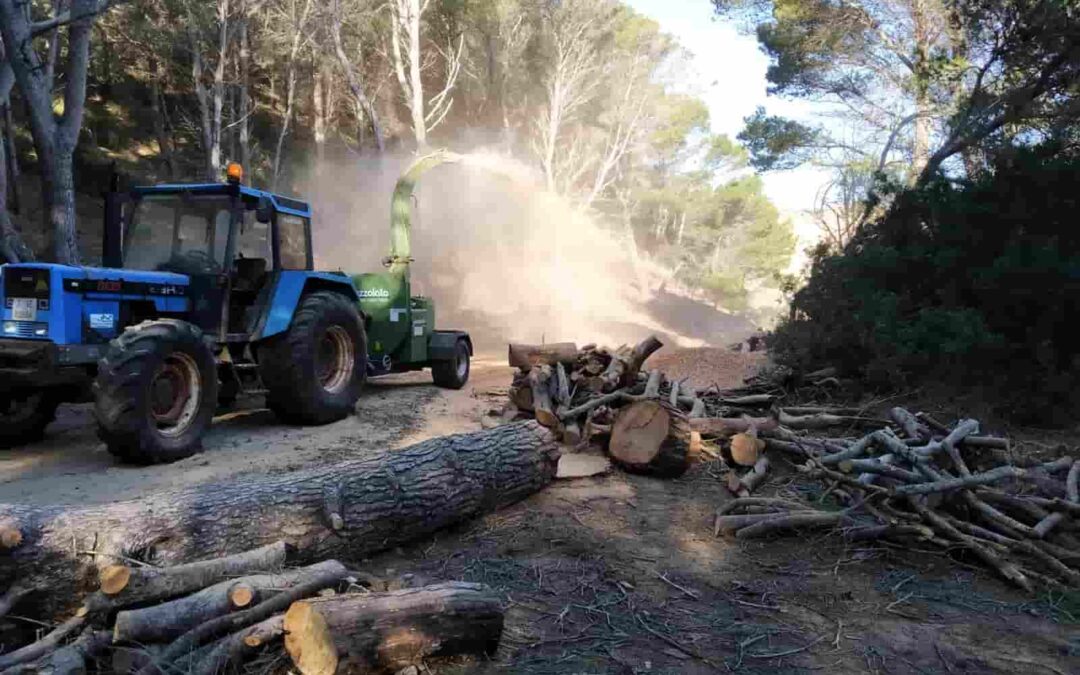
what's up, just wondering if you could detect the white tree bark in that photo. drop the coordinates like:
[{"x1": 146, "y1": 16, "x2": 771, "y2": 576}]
[
  {"x1": 330, "y1": 0, "x2": 384, "y2": 153},
  {"x1": 389, "y1": 0, "x2": 462, "y2": 150},
  {"x1": 271, "y1": 0, "x2": 312, "y2": 189}
]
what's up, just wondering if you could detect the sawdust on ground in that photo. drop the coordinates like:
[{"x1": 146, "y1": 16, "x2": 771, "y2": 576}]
[{"x1": 645, "y1": 347, "x2": 767, "y2": 391}]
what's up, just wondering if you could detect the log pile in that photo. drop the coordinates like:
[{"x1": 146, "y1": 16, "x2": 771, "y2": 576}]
[
  {"x1": 714, "y1": 407, "x2": 1080, "y2": 592},
  {"x1": 0, "y1": 423, "x2": 557, "y2": 672},
  {"x1": 507, "y1": 337, "x2": 697, "y2": 477},
  {"x1": 0, "y1": 542, "x2": 503, "y2": 674}
]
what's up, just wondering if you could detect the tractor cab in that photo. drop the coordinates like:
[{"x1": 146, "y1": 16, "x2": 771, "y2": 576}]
[{"x1": 107, "y1": 164, "x2": 314, "y2": 338}]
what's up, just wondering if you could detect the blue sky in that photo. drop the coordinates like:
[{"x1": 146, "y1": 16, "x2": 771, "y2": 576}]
[{"x1": 624, "y1": 0, "x2": 829, "y2": 250}]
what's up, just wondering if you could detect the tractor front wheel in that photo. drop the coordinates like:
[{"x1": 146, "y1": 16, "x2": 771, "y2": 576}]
[
  {"x1": 258, "y1": 291, "x2": 367, "y2": 425},
  {"x1": 0, "y1": 390, "x2": 60, "y2": 448},
  {"x1": 94, "y1": 320, "x2": 218, "y2": 464}
]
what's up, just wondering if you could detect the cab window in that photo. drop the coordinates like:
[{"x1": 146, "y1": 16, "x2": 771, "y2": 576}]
[{"x1": 278, "y1": 214, "x2": 310, "y2": 269}]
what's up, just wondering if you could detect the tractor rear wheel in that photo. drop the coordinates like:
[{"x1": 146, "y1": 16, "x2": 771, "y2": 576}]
[
  {"x1": 258, "y1": 291, "x2": 367, "y2": 425},
  {"x1": 432, "y1": 339, "x2": 470, "y2": 390},
  {"x1": 94, "y1": 320, "x2": 218, "y2": 464},
  {"x1": 0, "y1": 390, "x2": 60, "y2": 448}
]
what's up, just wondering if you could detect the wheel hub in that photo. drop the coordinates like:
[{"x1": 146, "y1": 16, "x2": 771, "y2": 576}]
[
  {"x1": 316, "y1": 325, "x2": 354, "y2": 394},
  {"x1": 149, "y1": 353, "x2": 202, "y2": 436}
]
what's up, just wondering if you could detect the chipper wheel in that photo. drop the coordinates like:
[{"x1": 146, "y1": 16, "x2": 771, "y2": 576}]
[
  {"x1": 432, "y1": 338, "x2": 471, "y2": 390},
  {"x1": 0, "y1": 390, "x2": 60, "y2": 448},
  {"x1": 94, "y1": 320, "x2": 218, "y2": 464},
  {"x1": 258, "y1": 291, "x2": 367, "y2": 425}
]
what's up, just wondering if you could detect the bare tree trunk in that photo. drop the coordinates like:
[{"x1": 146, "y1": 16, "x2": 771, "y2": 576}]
[
  {"x1": 910, "y1": 0, "x2": 932, "y2": 179},
  {"x1": 0, "y1": 0, "x2": 98, "y2": 264},
  {"x1": 2, "y1": 101, "x2": 20, "y2": 215},
  {"x1": 238, "y1": 7, "x2": 251, "y2": 172},
  {"x1": 313, "y1": 61, "x2": 327, "y2": 165},
  {"x1": 272, "y1": 0, "x2": 312, "y2": 189},
  {"x1": 391, "y1": 0, "x2": 427, "y2": 150},
  {"x1": 149, "y1": 60, "x2": 178, "y2": 180},
  {"x1": 0, "y1": 59, "x2": 31, "y2": 262},
  {"x1": 210, "y1": 0, "x2": 229, "y2": 177},
  {"x1": 330, "y1": 0, "x2": 384, "y2": 153}
]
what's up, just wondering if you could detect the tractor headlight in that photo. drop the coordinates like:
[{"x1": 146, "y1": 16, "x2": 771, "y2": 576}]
[{"x1": 2, "y1": 321, "x2": 48, "y2": 336}]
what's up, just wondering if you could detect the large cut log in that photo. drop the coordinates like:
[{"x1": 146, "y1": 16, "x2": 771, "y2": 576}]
[
  {"x1": 508, "y1": 342, "x2": 578, "y2": 370},
  {"x1": 0, "y1": 422, "x2": 559, "y2": 618},
  {"x1": 113, "y1": 560, "x2": 347, "y2": 644},
  {"x1": 608, "y1": 401, "x2": 689, "y2": 477},
  {"x1": 283, "y1": 581, "x2": 503, "y2": 675}
]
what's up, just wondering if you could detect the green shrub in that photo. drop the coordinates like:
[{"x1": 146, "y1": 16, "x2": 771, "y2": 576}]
[{"x1": 770, "y1": 143, "x2": 1080, "y2": 424}]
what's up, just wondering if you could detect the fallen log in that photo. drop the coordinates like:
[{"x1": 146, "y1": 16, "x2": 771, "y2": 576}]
[
  {"x1": 284, "y1": 581, "x2": 503, "y2": 675},
  {"x1": 608, "y1": 401, "x2": 688, "y2": 477},
  {"x1": 0, "y1": 614, "x2": 86, "y2": 670},
  {"x1": 508, "y1": 342, "x2": 578, "y2": 370},
  {"x1": 0, "y1": 422, "x2": 559, "y2": 618},
  {"x1": 113, "y1": 560, "x2": 346, "y2": 644}
]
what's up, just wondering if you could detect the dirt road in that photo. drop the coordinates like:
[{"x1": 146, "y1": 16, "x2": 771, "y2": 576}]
[{"x1": 0, "y1": 358, "x2": 509, "y2": 505}]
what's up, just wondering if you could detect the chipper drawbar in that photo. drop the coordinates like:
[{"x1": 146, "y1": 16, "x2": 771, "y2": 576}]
[{"x1": 0, "y1": 158, "x2": 471, "y2": 463}]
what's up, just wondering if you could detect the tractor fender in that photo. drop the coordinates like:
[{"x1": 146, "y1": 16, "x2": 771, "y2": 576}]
[
  {"x1": 251, "y1": 271, "x2": 363, "y2": 341},
  {"x1": 428, "y1": 330, "x2": 473, "y2": 362}
]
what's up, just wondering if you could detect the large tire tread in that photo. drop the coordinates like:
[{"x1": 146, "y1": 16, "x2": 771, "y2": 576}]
[
  {"x1": 258, "y1": 291, "x2": 367, "y2": 425},
  {"x1": 94, "y1": 319, "x2": 218, "y2": 465}
]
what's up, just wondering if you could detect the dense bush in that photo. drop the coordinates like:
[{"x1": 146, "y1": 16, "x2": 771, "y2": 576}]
[{"x1": 771, "y1": 144, "x2": 1080, "y2": 423}]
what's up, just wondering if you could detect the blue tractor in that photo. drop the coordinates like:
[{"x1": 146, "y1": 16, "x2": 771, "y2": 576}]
[{"x1": 0, "y1": 163, "x2": 466, "y2": 463}]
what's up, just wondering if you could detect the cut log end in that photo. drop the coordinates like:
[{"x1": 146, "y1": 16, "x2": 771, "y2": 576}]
[
  {"x1": 284, "y1": 600, "x2": 338, "y2": 675},
  {"x1": 730, "y1": 433, "x2": 765, "y2": 467},
  {"x1": 230, "y1": 583, "x2": 255, "y2": 609},
  {"x1": 100, "y1": 565, "x2": 132, "y2": 596},
  {"x1": 0, "y1": 527, "x2": 22, "y2": 549}
]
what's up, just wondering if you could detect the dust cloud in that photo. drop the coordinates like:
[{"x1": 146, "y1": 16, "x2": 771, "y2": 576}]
[{"x1": 299, "y1": 149, "x2": 753, "y2": 354}]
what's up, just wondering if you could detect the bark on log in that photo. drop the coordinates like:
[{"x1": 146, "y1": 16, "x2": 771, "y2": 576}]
[
  {"x1": 284, "y1": 582, "x2": 503, "y2": 675},
  {"x1": 508, "y1": 342, "x2": 578, "y2": 370},
  {"x1": 608, "y1": 401, "x2": 688, "y2": 477},
  {"x1": 84, "y1": 541, "x2": 289, "y2": 615},
  {"x1": 626, "y1": 335, "x2": 663, "y2": 383},
  {"x1": 190, "y1": 616, "x2": 283, "y2": 675},
  {"x1": 889, "y1": 407, "x2": 924, "y2": 439},
  {"x1": 643, "y1": 370, "x2": 662, "y2": 399},
  {"x1": 527, "y1": 366, "x2": 557, "y2": 428},
  {"x1": 113, "y1": 560, "x2": 346, "y2": 644},
  {"x1": 142, "y1": 565, "x2": 348, "y2": 674},
  {"x1": 689, "y1": 417, "x2": 777, "y2": 437},
  {"x1": 0, "y1": 422, "x2": 559, "y2": 618},
  {"x1": 0, "y1": 615, "x2": 85, "y2": 670},
  {"x1": 893, "y1": 466, "x2": 1026, "y2": 497},
  {"x1": 735, "y1": 512, "x2": 847, "y2": 539},
  {"x1": 2, "y1": 629, "x2": 111, "y2": 675}
]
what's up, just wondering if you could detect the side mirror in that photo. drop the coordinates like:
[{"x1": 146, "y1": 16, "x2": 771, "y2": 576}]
[{"x1": 256, "y1": 197, "x2": 273, "y2": 224}]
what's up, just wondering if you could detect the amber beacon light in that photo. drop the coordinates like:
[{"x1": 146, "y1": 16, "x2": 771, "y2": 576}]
[{"x1": 226, "y1": 162, "x2": 243, "y2": 184}]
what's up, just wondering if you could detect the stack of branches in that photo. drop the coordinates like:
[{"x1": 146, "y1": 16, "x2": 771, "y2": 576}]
[
  {"x1": 0, "y1": 542, "x2": 503, "y2": 675},
  {"x1": 506, "y1": 338, "x2": 884, "y2": 479},
  {"x1": 508, "y1": 337, "x2": 700, "y2": 477},
  {"x1": 713, "y1": 406, "x2": 1080, "y2": 592}
]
